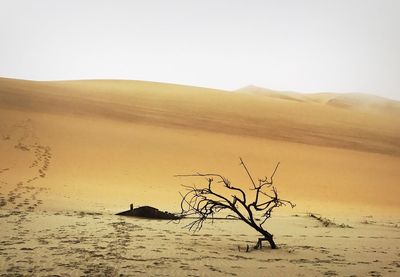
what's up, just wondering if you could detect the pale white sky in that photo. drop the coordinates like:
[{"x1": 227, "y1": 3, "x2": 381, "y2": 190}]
[{"x1": 0, "y1": 0, "x2": 399, "y2": 99}]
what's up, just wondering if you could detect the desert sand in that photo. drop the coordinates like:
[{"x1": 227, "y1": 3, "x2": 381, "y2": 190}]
[{"x1": 0, "y1": 77, "x2": 399, "y2": 276}]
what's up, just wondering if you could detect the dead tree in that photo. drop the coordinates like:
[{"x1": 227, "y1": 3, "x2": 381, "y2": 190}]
[{"x1": 176, "y1": 158, "x2": 295, "y2": 249}]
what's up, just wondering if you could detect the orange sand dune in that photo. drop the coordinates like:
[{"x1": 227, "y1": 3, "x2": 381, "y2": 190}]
[
  {"x1": 0, "y1": 77, "x2": 399, "y2": 215},
  {"x1": 1, "y1": 78, "x2": 399, "y2": 156}
]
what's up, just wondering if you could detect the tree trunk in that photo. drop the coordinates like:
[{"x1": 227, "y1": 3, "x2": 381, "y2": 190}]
[
  {"x1": 267, "y1": 236, "x2": 277, "y2": 249},
  {"x1": 255, "y1": 235, "x2": 277, "y2": 249}
]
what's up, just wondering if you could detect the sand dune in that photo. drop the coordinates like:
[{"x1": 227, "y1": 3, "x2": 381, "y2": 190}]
[
  {"x1": 0, "y1": 77, "x2": 399, "y2": 275},
  {"x1": 236, "y1": 85, "x2": 308, "y2": 103},
  {"x1": 1, "y1": 77, "x2": 399, "y2": 212},
  {"x1": 238, "y1": 84, "x2": 400, "y2": 114},
  {"x1": 1, "y1": 78, "x2": 400, "y2": 155}
]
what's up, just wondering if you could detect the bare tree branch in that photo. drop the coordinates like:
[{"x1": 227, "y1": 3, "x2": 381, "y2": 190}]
[{"x1": 176, "y1": 158, "x2": 295, "y2": 249}]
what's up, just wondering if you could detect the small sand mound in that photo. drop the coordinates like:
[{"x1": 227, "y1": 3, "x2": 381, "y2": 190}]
[{"x1": 116, "y1": 205, "x2": 181, "y2": 220}]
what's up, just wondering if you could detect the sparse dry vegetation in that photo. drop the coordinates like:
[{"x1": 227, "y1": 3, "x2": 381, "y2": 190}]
[
  {"x1": 177, "y1": 158, "x2": 295, "y2": 249},
  {"x1": 308, "y1": 213, "x2": 352, "y2": 228}
]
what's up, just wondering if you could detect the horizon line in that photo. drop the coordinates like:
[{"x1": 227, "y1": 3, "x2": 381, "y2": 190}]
[{"x1": 1, "y1": 75, "x2": 399, "y2": 102}]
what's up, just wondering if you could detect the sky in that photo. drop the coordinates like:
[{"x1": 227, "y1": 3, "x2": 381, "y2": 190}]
[{"x1": 0, "y1": 0, "x2": 399, "y2": 100}]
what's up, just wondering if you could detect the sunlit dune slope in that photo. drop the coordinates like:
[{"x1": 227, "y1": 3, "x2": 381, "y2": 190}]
[
  {"x1": 0, "y1": 77, "x2": 399, "y2": 214},
  {"x1": 1, "y1": 78, "x2": 399, "y2": 156}
]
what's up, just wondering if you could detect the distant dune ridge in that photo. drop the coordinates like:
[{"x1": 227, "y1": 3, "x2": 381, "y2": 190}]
[{"x1": 237, "y1": 85, "x2": 400, "y2": 112}]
